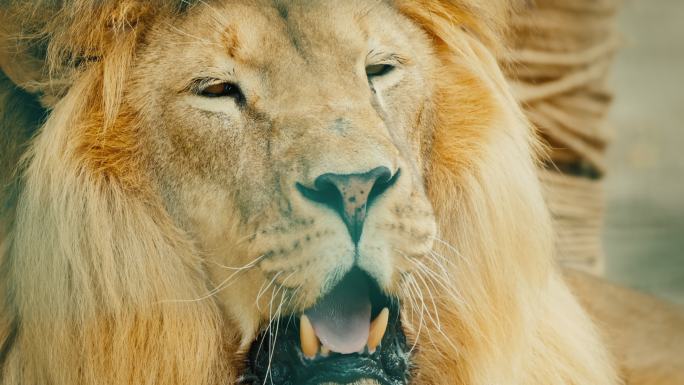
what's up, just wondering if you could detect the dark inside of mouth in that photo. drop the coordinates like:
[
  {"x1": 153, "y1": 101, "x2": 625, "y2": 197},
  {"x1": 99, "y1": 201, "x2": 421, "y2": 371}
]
[{"x1": 241, "y1": 269, "x2": 411, "y2": 385}]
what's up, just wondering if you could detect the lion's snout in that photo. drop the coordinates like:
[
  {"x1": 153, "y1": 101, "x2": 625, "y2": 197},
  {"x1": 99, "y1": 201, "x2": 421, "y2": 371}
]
[{"x1": 296, "y1": 166, "x2": 400, "y2": 244}]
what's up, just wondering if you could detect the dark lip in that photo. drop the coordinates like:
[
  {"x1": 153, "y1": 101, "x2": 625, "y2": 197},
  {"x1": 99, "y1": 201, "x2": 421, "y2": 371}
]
[
  {"x1": 241, "y1": 269, "x2": 411, "y2": 385},
  {"x1": 298, "y1": 354, "x2": 402, "y2": 385}
]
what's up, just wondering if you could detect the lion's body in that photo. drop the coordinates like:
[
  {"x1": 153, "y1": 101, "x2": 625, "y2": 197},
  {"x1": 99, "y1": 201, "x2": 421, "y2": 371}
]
[
  {"x1": 566, "y1": 271, "x2": 684, "y2": 385},
  {"x1": 0, "y1": 1, "x2": 680, "y2": 385}
]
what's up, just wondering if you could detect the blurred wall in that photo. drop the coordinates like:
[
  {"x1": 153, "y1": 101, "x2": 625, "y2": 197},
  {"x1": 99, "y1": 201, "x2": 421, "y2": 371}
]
[{"x1": 604, "y1": 0, "x2": 684, "y2": 303}]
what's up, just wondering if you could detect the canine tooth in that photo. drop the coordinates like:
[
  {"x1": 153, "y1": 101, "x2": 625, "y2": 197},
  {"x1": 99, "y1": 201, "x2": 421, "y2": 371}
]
[
  {"x1": 300, "y1": 315, "x2": 319, "y2": 358},
  {"x1": 367, "y1": 308, "x2": 389, "y2": 353}
]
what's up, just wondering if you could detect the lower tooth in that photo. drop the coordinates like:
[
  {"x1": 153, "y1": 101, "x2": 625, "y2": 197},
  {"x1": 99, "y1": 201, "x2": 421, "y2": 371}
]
[
  {"x1": 367, "y1": 308, "x2": 390, "y2": 353},
  {"x1": 300, "y1": 315, "x2": 320, "y2": 358}
]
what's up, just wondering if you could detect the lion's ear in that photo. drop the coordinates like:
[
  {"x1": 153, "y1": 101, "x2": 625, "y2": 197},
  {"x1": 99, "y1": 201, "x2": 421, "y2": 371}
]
[
  {"x1": 0, "y1": 11, "x2": 51, "y2": 102},
  {"x1": 0, "y1": 1, "x2": 195, "y2": 107}
]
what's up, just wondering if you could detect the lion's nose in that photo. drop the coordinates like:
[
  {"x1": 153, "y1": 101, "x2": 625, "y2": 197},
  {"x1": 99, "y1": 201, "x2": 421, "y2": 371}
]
[{"x1": 297, "y1": 167, "x2": 399, "y2": 243}]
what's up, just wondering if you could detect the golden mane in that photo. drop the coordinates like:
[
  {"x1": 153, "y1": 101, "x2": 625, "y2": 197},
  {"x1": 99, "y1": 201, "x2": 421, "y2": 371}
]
[
  {"x1": 397, "y1": 3, "x2": 616, "y2": 384},
  {"x1": 1, "y1": 1, "x2": 617, "y2": 385}
]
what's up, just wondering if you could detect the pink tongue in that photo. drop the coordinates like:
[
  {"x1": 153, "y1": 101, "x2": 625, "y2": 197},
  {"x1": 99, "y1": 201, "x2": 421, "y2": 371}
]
[{"x1": 305, "y1": 273, "x2": 371, "y2": 354}]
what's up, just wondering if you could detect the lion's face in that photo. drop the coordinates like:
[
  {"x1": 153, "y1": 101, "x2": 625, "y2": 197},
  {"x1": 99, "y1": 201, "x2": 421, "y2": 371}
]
[{"x1": 129, "y1": 1, "x2": 437, "y2": 382}]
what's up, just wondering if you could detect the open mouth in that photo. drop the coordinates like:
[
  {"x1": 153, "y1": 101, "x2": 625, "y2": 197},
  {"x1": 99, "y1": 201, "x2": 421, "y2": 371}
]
[{"x1": 241, "y1": 268, "x2": 411, "y2": 385}]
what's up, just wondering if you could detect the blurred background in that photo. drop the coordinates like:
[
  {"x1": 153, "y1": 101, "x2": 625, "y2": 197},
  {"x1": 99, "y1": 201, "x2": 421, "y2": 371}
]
[
  {"x1": 605, "y1": 0, "x2": 684, "y2": 304},
  {"x1": 507, "y1": 0, "x2": 683, "y2": 305}
]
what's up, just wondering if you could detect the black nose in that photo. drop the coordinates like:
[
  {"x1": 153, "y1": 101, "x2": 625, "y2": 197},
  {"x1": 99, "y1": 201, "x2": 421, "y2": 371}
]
[{"x1": 297, "y1": 167, "x2": 400, "y2": 243}]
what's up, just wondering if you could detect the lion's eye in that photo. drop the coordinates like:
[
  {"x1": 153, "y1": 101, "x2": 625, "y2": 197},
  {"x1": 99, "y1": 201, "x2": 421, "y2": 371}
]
[
  {"x1": 200, "y1": 82, "x2": 244, "y2": 100},
  {"x1": 366, "y1": 64, "x2": 395, "y2": 78}
]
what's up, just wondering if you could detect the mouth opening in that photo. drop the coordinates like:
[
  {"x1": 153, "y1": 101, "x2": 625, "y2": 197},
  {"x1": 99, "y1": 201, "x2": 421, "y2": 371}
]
[{"x1": 242, "y1": 268, "x2": 411, "y2": 385}]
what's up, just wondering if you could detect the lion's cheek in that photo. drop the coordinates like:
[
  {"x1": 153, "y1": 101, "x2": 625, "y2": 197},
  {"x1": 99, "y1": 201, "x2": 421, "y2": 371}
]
[{"x1": 208, "y1": 271, "x2": 266, "y2": 349}]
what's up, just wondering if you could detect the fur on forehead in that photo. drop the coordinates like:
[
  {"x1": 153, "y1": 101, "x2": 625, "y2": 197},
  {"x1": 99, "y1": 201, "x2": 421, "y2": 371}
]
[
  {"x1": 1, "y1": 0, "x2": 520, "y2": 119},
  {"x1": 3, "y1": 0, "x2": 520, "y2": 71}
]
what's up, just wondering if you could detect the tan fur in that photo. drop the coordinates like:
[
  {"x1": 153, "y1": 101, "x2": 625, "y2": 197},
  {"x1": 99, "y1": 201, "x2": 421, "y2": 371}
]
[
  {"x1": 566, "y1": 271, "x2": 684, "y2": 385},
  {"x1": 0, "y1": 1, "x2": 677, "y2": 385}
]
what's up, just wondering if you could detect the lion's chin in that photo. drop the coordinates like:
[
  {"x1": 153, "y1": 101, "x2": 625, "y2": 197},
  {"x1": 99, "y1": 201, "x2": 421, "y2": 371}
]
[{"x1": 241, "y1": 269, "x2": 411, "y2": 385}]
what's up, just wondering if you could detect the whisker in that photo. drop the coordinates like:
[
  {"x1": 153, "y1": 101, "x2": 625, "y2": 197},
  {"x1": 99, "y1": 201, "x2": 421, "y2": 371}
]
[
  {"x1": 408, "y1": 262, "x2": 444, "y2": 332},
  {"x1": 283, "y1": 285, "x2": 303, "y2": 332},
  {"x1": 407, "y1": 273, "x2": 449, "y2": 358},
  {"x1": 266, "y1": 289, "x2": 286, "y2": 385},
  {"x1": 160, "y1": 254, "x2": 264, "y2": 303},
  {"x1": 396, "y1": 250, "x2": 445, "y2": 329},
  {"x1": 430, "y1": 235, "x2": 475, "y2": 268},
  {"x1": 255, "y1": 282, "x2": 278, "y2": 377},
  {"x1": 263, "y1": 272, "x2": 292, "y2": 385},
  {"x1": 399, "y1": 248, "x2": 464, "y2": 356},
  {"x1": 402, "y1": 274, "x2": 426, "y2": 354},
  {"x1": 397, "y1": 248, "x2": 465, "y2": 307},
  {"x1": 191, "y1": 231, "x2": 260, "y2": 260},
  {"x1": 255, "y1": 269, "x2": 295, "y2": 381},
  {"x1": 263, "y1": 280, "x2": 277, "y2": 385},
  {"x1": 256, "y1": 271, "x2": 283, "y2": 312},
  {"x1": 412, "y1": 254, "x2": 467, "y2": 307},
  {"x1": 405, "y1": 273, "x2": 461, "y2": 356},
  {"x1": 205, "y1": 252, "x2": 266, "y2": 271}
]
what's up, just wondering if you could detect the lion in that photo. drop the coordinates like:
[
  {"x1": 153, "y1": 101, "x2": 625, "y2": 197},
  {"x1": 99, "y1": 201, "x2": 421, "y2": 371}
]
[{"x1": 0, "y1": 1, "x2": 681, "y2": 385}]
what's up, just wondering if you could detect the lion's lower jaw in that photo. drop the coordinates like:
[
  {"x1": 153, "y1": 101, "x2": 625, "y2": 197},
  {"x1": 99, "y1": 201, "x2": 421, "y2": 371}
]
[{"x1": 322, "y1": 382, "x2": 379, "y2": 385}]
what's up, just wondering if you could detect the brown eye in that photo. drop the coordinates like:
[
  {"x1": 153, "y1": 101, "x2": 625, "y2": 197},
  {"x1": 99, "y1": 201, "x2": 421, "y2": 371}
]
[
  {"x1": 200, "y1": 82, "x2": 244, "y2": 101},
  {"x1": 366, "y1": 64, "x2": 395, "y2": 78}
]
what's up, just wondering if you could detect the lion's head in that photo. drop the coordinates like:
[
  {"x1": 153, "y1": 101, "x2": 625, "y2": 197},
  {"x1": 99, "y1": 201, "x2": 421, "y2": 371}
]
[
  {"x1": 0, "y1": 1, "x2": 618, "y2": 385},
  {"x1": 136, "y1": 0, "x2": 438, "y2": 330}
]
